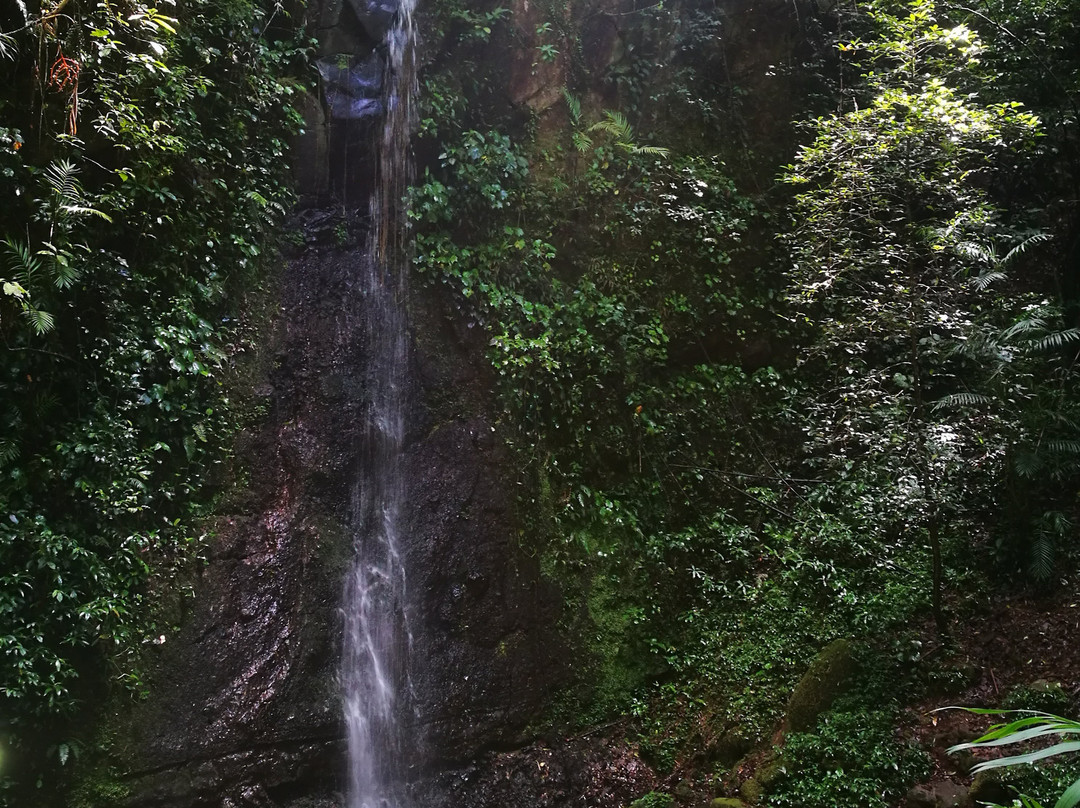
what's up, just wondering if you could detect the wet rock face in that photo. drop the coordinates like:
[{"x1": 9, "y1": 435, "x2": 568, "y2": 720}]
[
  {"x1": 110, "y1": 234, "x2": 570, "y2": 807},
  {"x1": 317, "y1": 53, "x2": 386, "y2": 120},
  {"x1": 418, "y1": 735, "x2": 658, "y2": 808},
  {"x1": 94, "y1": 0, "x2": 834, "y2": 804}
]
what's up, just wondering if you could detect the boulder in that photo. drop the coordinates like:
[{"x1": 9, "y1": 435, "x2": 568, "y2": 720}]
[
  {"x1": 906, "y1": 781, "x2": 970, "y2": 808},
  {"x1": 785, "y1": 638, "x2": 856, "y2": 732}
]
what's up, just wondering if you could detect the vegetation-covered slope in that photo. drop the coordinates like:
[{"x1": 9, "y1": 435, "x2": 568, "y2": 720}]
[{"x1": 409, "y1": 0, "x2": 1080, "y2": 803}]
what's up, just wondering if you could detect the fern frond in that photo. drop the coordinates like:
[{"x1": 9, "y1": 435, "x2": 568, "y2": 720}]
[{"x1": 1043, "y1": 440, "x2": 1080, "y2": 455}]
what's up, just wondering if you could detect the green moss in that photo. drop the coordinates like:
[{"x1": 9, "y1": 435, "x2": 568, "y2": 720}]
[
  {"x1": 739, "y1": 777, "x2": 763, "y2": 804},
  {"x1": 68, "y1": 767, "x2": 130, "y2": 808},
  {"x1": 711, "y1": 799, "x2": 746, "y2": 808},
  {"x1": 785, "y1": 639, "x2": 856, "y2": 732}
]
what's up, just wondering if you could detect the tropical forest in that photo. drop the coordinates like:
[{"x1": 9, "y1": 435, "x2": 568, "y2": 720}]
[{"x1": 1, "y1": 0, "x2": 1080, "y2": 807}]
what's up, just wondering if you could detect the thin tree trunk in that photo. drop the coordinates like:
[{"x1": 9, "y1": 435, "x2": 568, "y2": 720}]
[{"x1": 929, "y1": 518, "x2": 946, "y2": 637}]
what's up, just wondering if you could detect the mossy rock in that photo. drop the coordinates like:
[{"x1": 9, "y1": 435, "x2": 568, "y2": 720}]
[
  {"x1": 739, "y1": 778, "x2": 763, "y2": 804},
  {"x1": 785, "y1": 638, "x2": 856, "y2": 732},
  {"x1": 969, "y1": 771, "x2": 1011, "y2": 806},
  {"x1": 710, "y1": 799, "x2": 747, "y2": 808},
  {"x1": 710, "y1": 728, "x2": 753, "y2": 767}
]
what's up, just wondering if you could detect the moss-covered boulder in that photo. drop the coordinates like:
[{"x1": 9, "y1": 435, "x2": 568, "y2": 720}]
[
  {"x1": 739, "y1": 778, "x2": 763, "y2": 804},
  {"x1": 784, "y1": 638, "x2": 856, "y2": 732}
]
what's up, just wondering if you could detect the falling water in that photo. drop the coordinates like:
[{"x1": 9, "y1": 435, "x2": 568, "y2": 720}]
[{"x1": 341, "y1": 1, "x2": 418, "y2": 806}]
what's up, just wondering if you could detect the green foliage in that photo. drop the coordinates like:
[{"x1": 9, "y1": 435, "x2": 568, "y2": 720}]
[
  {"x1": 0, "y1": 0, "x2": 305, "y2": 796},
  {"x1": 629, "y1": 791, "x2": 675, "y2": 808},
  {"x1": 783, "y1": 0, "x2": 1080, "y2": 616},
  {"x1": 765, "y1": 709, "x2": 931, "y2": 808},
  {"x1": 1002, "y1": 683, "x2": 1075, "y2": 716},
  {"x1": 947, "y1": 710, "x2": 1080, "y2": 808},
  {"x1": 412, "y1": 0, "x2": 1080, "y2": 780}
]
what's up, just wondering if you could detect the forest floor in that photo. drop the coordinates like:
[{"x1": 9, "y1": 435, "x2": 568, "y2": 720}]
[{"x1": 906, "y1": 591, "x2": 1080, "y2": 786}]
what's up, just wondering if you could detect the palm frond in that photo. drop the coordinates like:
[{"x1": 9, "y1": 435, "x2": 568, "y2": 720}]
[
  {"x1": 22, "y1": 306, "x2": 55, "y2": 335},
  {"x1": 38, "y1": 243, "x2": 82, "y2": 288},
  {"x1": 561, "y1": 87, "x2": 581, "y2": 124},
  {"x1": 1002, "y1": 232, "x2": 1052, "y2": 265},
  {"x1": 1032, "y1": 329, "x2": 1080, "y2": 352},
  {"x1": 0, "y1": 32, "x2": 17, "y2": 62},
  {"x1": 943, "y1": 709, "x2": 1080, "y2": 808},
  {"x1": 572, "y1": 131, "x2": 593, "y2": 153},
  {"x1": 630, "y1": 144, "x2": 671, "y2": 157},
  {"x1": 1001, "y1": 316, "x2": 1049, "y2": 342},
  {"x1": 932, "y1": 392, "x2": 992, "y2": 411},
  {"x1": 589, "y1": 110, "x2": 634, "y2": 142},
  {"x1": 4, "y1": 237, "x2": 43, "y2": 285},
  {"x1": 59, "y1": 203, "x2": 112, "y2": 222},
  {"x1": 956, "y1": 240, "x2": 995, "y2": 265},
  {"x1": 43, "y1": 159, "x2": 111, "y2": 222},
  {"x1": 1013, "y1": 450, "x2": 1043, "y2": 479},
  {"x1": 1028, "y1": 532, "x2": 1056, "y2": 581},
  {"x1": 0, "y1": 438, "x2": 18, "y2": 468},
  {"x1": 970, "y1": 270, "x2": 1006, "y2": 291},
  {"x1": 44, "y1": 159, "x2": 81, "y2": 206}
]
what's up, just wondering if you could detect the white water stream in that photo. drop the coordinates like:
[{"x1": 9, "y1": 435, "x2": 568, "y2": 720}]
[{"x1": 341, "y1": 2, "x2": 418, "y2": 806}]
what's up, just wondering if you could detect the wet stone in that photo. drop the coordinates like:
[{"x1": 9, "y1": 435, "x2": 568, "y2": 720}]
[
  {"x1": 346, "y1": 0, "x2": 399, "y2": 40},
  {"x1": 316, "y1": 53, "x2": 385, "y2": 120}
]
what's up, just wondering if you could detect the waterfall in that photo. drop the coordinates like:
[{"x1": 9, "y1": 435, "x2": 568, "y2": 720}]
[{"x1": 341, "y1": 0, "x2": 418, "y2": 806}]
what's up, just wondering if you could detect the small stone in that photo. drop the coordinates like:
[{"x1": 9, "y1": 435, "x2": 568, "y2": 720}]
[
  {"x1": 675, "y1": 780, "x2": 695, "y2": 800},
  {"x1": 951, "y1": 749, "x2": 976, "y2": 775}
]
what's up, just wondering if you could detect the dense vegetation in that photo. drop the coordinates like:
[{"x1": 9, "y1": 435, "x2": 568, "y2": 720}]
[
  {"x1": 411, "y1": 0, "x2": 1080, "y2": 803},
  {"x1": 3, "y1": 0, "x2": 1079, "y2": 804},
  {"x1": 0, "y1": 0, "x2": 305, "y2": 798}
]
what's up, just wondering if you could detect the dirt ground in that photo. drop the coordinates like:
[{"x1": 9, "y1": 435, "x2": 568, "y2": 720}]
[{"x1": 905, "y1": 593, "x2": 1080, "y2": 786}]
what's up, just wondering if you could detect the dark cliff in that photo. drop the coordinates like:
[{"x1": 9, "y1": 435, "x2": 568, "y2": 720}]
[{"x1": 75, "y1": 1, "x2": 827, "y2": 806}]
